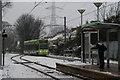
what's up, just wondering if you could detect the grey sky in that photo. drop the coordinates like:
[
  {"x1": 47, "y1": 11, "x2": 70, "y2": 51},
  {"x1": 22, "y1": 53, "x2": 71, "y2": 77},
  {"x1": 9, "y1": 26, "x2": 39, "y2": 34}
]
[{"x1": 2, "y1": 2, "x2": 116, "y2": 28}]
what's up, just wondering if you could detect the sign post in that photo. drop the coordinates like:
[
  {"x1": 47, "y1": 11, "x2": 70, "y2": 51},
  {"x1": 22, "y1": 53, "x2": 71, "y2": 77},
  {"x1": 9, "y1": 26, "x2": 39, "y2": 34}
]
[
  {"x1": 0, "y1": 1, "x2": 2, "y2": 68},
  {"x1": 2, "y1": 29, "x2": 7, "y2": 66}
]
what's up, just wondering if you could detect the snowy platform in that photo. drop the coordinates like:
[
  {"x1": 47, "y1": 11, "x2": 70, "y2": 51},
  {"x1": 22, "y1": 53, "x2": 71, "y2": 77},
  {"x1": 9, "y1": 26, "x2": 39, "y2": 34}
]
[{"x1": 56, "y1": 63, "x2": 120, "y2": 80}]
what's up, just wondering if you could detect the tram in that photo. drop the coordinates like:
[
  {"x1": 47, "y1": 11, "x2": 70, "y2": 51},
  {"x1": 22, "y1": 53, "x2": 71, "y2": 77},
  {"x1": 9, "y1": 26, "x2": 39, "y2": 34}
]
[{"x1": 24, "y1": 39, "x2": 49, "y2": 55}]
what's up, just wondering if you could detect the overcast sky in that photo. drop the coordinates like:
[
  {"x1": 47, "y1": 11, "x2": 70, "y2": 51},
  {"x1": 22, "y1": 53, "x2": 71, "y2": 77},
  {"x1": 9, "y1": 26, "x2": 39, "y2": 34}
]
[{"x1": 2, "y1": 0, "x2": 119, "y2": 29}]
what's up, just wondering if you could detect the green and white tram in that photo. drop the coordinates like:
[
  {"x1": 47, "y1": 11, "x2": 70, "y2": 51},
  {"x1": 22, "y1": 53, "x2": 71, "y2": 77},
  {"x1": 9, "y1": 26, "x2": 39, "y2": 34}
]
[{"x1": 24, "y1": 39, "x2": 49, "y2": 55}]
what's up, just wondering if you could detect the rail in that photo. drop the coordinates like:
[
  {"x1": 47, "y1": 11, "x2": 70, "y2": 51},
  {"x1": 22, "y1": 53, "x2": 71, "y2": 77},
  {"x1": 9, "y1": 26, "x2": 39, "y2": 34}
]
[{"x1": 11, "y1": 54, "x2": 60, "y2": 80}]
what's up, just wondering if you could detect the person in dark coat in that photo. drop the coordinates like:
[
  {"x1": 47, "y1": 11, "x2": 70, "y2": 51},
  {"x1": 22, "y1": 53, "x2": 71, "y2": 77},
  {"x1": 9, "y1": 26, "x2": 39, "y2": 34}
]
[{"x1": 96, "y1": 40, "x2": 107, "y2": 69}]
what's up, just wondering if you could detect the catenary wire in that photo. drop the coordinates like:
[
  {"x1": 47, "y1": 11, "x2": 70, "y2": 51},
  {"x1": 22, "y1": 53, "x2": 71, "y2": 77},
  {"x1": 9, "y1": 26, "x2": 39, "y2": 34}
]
[{"x1": 57, "y1": 2, "x2": 119, "y2": 25}]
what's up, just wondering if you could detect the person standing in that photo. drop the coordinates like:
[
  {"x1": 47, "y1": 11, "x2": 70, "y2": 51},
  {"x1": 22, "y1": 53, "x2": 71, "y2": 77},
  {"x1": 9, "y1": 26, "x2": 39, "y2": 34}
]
[{"x1": 96, "y1": 40, "x2": 107, "y2": 69}]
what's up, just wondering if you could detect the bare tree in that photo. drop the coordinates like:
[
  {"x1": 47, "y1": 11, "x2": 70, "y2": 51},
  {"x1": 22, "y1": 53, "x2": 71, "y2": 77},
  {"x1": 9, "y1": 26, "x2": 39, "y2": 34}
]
[
  {"x1": 15, "y1": 14, "x2": 44, "y2": 41},
  {"x1": 99, "y1": 2, "x2": 107, "y2": 22},
  {"x1": 2, "y1": 21, "x2": 16, "y2": 52},
  {"x1": 5, "y1": 28, "x2": 15, "y2": 52},
  {"x1": 99, "y1": 2, "x2": 120, "y2": 41},
  {"x1": 2, "y1": 0, "x2": 13, "y2": 16},
  {"x1": 15, "y1": 14, "x2": 44, "y2": 53},
  {"x1": 100, "y1": 2, "x2": 120, "y2": 23},
  {"x1": 2, "y1": 2, "x2": 12, "y2": 9}
]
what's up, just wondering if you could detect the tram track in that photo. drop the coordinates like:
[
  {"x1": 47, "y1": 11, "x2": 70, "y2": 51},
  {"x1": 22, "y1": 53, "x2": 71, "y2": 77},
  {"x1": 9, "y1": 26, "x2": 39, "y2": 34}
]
[
  {"x1": 11, "y1": 54, "x2": 94, "y2": 80},
  {"x1": 11, "y1": 54, "x2": 60, "y2": 80},
  {"x1": 20, "y1": 55, "x2": 94, "y2": 80}
]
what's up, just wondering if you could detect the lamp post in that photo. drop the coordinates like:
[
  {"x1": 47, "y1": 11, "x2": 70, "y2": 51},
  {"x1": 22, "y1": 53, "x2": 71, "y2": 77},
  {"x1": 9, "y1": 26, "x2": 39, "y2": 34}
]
[
  {"x1": 94, "y1": 2, "x2": 102, "y2": 41},
  {"x1": 94, "y1": 3, "x2": 102, "y2": 22},
  {"x1": 94, "y1": 2, "x2": 103, "y2": 66},
  {"x1": 78, "y1": 9, "x2": 85, "y2": 62}
]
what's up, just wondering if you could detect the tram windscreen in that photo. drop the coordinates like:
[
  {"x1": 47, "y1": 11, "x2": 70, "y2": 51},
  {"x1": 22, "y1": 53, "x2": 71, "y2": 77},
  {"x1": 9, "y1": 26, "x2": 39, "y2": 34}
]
[{"x1": 39, "y1": 40, "x2": 48, "y2": 49}]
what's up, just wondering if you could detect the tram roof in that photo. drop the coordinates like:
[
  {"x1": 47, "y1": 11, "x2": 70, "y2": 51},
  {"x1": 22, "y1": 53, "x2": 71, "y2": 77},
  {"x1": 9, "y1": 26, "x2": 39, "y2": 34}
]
[
  {"x1": 24, "y1": 39, "x2": 48, "y2": 43},
  {"x1": 24, "y1": 39, "x2": 38, "y2": 43}
]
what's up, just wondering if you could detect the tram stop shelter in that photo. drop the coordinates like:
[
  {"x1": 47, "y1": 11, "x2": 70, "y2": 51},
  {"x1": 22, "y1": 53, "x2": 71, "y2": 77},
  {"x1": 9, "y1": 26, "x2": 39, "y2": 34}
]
[{"x1": 82, "y1": 22, "x2": 120, "y2": 71}]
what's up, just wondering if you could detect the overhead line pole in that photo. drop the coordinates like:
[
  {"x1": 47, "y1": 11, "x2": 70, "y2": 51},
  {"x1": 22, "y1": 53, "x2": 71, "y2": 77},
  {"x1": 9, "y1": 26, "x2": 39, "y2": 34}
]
[
  {"x1": 64, "y1": 17, "x2": 66, "y2": 53},
  {"x1": 0, "y1": 1, "x2": 2, "y2": 68}
]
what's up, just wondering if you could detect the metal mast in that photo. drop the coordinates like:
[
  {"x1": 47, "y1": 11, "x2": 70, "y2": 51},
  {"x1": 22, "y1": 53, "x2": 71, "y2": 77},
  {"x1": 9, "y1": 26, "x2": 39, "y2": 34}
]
[
  {"x1": 50, "y1": 1, "x2": 57, "y2": 27},
  {"x1": 0, "y1": 1, "x2": 2, "y2": 68}
]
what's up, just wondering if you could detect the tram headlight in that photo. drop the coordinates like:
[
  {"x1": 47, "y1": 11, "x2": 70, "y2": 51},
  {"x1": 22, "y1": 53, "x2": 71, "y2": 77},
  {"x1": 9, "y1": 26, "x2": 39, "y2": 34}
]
[
  {"x1": 40, "y1": 50, "x2": 42, "y2": 52},
  {"x1": 45, "y1": 50, "x2": 48, "y2": 52},
  {"x1": 40, "y1": 50, "x2": 48, "y2": 52}
]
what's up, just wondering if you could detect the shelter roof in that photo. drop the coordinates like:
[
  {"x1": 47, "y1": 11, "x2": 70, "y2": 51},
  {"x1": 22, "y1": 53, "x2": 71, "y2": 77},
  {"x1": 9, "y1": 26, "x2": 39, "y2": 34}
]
[{"x1": 82, "y1": 22, "x2": 120, "y2": 29}]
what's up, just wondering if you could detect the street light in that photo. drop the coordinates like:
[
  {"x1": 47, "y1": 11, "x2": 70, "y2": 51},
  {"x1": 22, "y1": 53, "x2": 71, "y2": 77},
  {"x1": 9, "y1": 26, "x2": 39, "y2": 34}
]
[
  {"x1": 78, "y1": 9, "x2": 85, "y2": 63},
  {"x1": 94, "y1": 2, "x2": 102, "y2": 22},
  {"x1": 94, "y1": 2, "x2": 102, "y2": 65},
  {"x1": 78, "y1": 9, "x2": 85, "y2": 25},
  {"x1": 94, "y1": 2, "x2": 102, "y2": 40},
  {"x1": 94, "y1": 3, "x2": 102, "y2": 41}
]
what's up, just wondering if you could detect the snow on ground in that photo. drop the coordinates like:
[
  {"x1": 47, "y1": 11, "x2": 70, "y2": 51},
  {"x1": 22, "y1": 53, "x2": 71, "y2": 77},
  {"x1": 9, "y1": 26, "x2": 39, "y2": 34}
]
[
  {"x1": 105, "y1": 60, "x2": 118, "y2": 64},
  {"x1": 2, "y1": 53, "x2": 49, "y2": 78},
  {"x1": 101, "y1": 72, "x2": 112, "y2": 75},
  {"x1": 2, "y1": 53, "x2": 85, "y2": 79},
  {"x1": 48, "y1": 34, "x2": 63, "y2": 41},
  {"x1": 24, "y1": 54, "x2": 118, "y2": 69},
  {"x1": 24, "y1": 55, "x2": 90, "y2": 68},
  {"x1": 1, "y1": 53, "x2": 118, "y2": 79}
]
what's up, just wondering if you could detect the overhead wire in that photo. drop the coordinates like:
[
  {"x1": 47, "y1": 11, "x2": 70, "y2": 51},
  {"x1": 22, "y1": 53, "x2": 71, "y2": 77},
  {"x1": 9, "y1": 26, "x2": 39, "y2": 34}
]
[
  {"x1": 3, "y1": 0, "x2": 47, "y2": 27},
  {"x1": 28, "y1": 0, "x2": 44, "y2": 15},
  {"x1": 58, "y1": 2, "x2": 119, "y2": 24}
]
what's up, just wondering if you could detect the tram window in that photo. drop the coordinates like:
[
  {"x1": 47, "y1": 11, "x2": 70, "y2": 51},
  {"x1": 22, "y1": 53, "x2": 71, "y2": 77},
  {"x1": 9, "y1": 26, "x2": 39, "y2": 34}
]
[
  {"x1": 40, "y1": 43, "x2": 48, "y2": 49},
  {"x1": 39, "y1": 40, "x2": 48, "y2": 49},
  {"x1": 39, "y1": 40, "x2": 48, "y2": 43},
  {"x1": 29, "y1": 42, "x2": 38, "y2": 50},
  {"x1": 24, "y1": 44, "x2": 28, "y2": 50},
  {"x1": 32, "y1": 44, "x2": 38, "y2": 50},
  {"x1": 24, "y1": 41, "x2": 38, "y2": 50}
]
